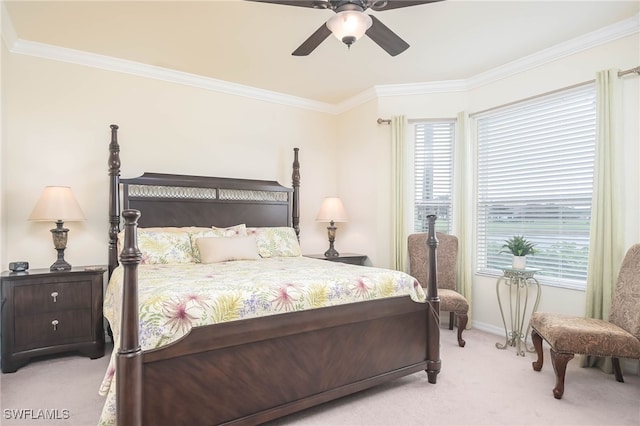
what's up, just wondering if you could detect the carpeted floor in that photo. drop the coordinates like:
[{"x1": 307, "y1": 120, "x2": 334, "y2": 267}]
[{"x1": 1, "y1": 327, "x2": 638, "y2": 425}]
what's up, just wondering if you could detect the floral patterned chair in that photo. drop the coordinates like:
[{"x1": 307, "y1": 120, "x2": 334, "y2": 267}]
[
  {"x1": 529, "y1": 243, "x2": 640, "y2": 399},
  {"x1": 408, "y1": 232, "x2": 469, "y2": 347}
]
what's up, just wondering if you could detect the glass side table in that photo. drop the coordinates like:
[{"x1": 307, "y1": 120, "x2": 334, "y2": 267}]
[{"x1": 495, "y1": 267, "x2": 541, "y2": 356}]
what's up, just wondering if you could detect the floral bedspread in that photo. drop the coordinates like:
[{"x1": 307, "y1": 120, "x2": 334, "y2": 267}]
[{"x1": 97, "y1": 256, "x2": 425, "y2": 425}]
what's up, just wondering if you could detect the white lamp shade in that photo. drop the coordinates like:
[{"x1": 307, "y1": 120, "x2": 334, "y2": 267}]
[
  {"x1": 326, "y1": 11, "x2": 372, "y2": 42},
  {"x1": 316, "y1": 197, "x2": 348, "y2": 223},
  {"x1": 29, "y1": 186, "x2": 86, "y2": 222}
]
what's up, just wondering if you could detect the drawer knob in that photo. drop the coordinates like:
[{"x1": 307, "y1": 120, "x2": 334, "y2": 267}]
[
  {"x1": 51, "y1": 319, "x2": 59, "y2": 331},
  {"x1": 51, "y1": 291, "x2": 59, "y2": 303}
]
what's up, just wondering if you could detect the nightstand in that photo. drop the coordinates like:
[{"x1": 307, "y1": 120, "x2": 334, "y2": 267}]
[
  {"x1": 305, "y1": 253, "x2": 368, "y2": 266},
  {"x1": 1, "y1": 266, "x2": 106, "y2": 373}
]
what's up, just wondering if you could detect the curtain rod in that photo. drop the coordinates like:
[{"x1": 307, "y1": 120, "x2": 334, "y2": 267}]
[
  {"x1": 377, "y1": 65, "x2": 640, "y2": 124},
  {"x1": 618, "y1": 66, "x2": 640, "y2": 77}
]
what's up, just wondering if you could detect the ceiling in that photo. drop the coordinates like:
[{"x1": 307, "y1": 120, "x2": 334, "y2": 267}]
[{"x1": 4, "y1": 1, "x2": 640, "y2": 105}]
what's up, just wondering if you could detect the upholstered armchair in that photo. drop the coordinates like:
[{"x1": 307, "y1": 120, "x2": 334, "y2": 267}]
[
  {"x1": 529, "y1": 243, "x2": 640, "y2": 399},
  {"x1": 408, "y1": 232, "x2": 469, "y2": 347}
]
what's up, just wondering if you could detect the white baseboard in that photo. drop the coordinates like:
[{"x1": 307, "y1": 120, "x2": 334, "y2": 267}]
[{"x1": 469, "y1": 320, "x2": 504, "y2": 337}]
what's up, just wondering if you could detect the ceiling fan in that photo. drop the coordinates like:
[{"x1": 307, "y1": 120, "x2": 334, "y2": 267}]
[{"x1": 247, "y1": 0, "x2": 443, "y2": 56}]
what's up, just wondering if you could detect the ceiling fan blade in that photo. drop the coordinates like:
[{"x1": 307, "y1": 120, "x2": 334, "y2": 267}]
[
  {"x1": 368, "y1": 0, "x2": 443, "y2": 11},
  {"x1": 292, "y1": 23, "x2": 332, "y2": 56},
  {"x1": 245, "y1": 0, "x2": 331, "y2": 9},
  {"x1": 365, "y1": 15, "x2": 409, "y2": 56}
]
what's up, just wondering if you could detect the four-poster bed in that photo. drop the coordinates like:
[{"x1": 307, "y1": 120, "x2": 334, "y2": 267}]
[{"x1": 100, "y1": 124, "x2": 441, "y2": 426}]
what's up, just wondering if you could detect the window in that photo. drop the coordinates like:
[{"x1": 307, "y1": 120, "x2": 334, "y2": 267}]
[
  {"x1": 476, "y1": 84, "x2": 596, "y2": 289},
  {"x1": 413, "y1": 121, "x2": 455, "y2": 234}
]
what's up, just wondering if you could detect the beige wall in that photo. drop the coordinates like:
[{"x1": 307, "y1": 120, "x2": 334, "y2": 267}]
[
  {"x1": 1, "y1": 41, "x2": 6, "y2": 269},
  {"x1": 334, "y1": 99, "x2": 392, "y2": 266},
  {"x1": 2, "y1": 52, "x2": 338, "y2": 270},
  {"x1": 1, "y1": 33, "x2": 638, "y2": 335}
]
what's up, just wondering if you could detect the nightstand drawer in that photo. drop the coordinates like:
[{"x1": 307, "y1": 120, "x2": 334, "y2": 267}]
[
  {"x1": 14, "y1": 281, "x2": 92, "y2": 316},
  {"x1": 14, "y1": 309, "x2": 93, "y2": 350}
]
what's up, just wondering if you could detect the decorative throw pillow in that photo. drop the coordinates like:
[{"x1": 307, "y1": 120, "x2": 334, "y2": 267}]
[
  {"x1": 122, "y1": 228, "x2": 194, "y2": 264},
  {"x1": 190, "y1": 224, "x2": 247, "y2": 262},
  {"x1": 196, "y1": 235, "x2": 260, "y2": 264},
  {"x1": 117, "y1": 227, "x2": 208, "y2": 261},
  {"x1": 247, "y1": 227, "x2": 301, "y2": 258}
]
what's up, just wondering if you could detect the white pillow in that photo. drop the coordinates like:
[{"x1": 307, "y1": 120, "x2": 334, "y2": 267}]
[
  {"x1": 190, "y1": 224, "x2": 247, "y2": 262},
  {"x1": 196, "y1": 235, "x2": 260, "y2": 264}
]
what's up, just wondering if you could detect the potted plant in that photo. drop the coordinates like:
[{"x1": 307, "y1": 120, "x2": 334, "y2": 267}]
[{"x1": 500, "y1": 235, "x2": 536, "y2": 269}]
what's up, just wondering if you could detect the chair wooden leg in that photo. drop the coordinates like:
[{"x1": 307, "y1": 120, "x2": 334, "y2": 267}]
[
  {"x1": 455, "y1": 313, "x2": 467, "y2": 347},
  {"x1": 448, "y1": 311, "x2": 454, "y2": 330},
  {"x1": 550, "y1": 348, "x2": 574, "y2": 399},
  {"x1": 531, "y1": 329, "x2": 544, "y2": 371},
  {"x1": 612, "y1": 357, "x2": 624, "y2": 383}
]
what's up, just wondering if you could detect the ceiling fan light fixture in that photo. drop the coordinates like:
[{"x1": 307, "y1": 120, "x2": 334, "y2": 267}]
[{"x1": 326, "y1": 11, "x2": 373, "y2": 47}]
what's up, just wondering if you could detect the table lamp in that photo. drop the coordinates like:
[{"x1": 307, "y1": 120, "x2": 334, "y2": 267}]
[
  {"x1": 316, "y1": 197, "x2": 348, "y2": 257},
  {"x1": 29, "y1": 186, "x2": 86, "y2": 271}
]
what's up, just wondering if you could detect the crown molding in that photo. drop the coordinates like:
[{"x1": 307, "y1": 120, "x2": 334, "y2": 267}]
[{"x1": 1, "y1": 7, "x2": 638, "y2": 114}]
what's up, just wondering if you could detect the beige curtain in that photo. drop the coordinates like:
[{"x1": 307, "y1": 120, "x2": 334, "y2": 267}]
[
  {"x1": 452, "y1": 111, "x2": 474, "y2": 324},
  {"x1": 391, "y1": 115, "x2": 408, "y2": 271},
  {"x1": 582, "y1": 69, "x2": 625, "y2": 370}
]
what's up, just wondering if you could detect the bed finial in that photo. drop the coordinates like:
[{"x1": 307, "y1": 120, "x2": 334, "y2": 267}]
[
  {"x1": 109, "y1": 124, "x2": 120, "y2": 174},
  {"x1": 292, "y1": 148, "x2": 300, "y2": 239},
  {"x1": 108, "y1": 124, "x2": 122, "y2": 277},
  {"x1": 120, "y1": 209, "x2": 142, "y2": 266}
]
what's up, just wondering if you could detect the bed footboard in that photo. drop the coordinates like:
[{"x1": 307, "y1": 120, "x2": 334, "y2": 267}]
[
  {"x1": 143, "y1": 296, "x2": 430, "y2": 425},
  {"x1": 114, "y1": 211, "x2": 441, "y2": 425}
]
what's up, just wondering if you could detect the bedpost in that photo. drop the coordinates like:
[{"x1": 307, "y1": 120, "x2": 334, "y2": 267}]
[
  {"x1": 117, "y1": 209, "x2": 143, "y2": 426},
  {"x1": 292, "y1": 147, "x2": 300, "y2": 239},
  {"x1": 108, "y1": 124, "x2": 121, "y2": 278},
  {"x1": 425, "y1": 214, "x2": 441, "y2": 384}
]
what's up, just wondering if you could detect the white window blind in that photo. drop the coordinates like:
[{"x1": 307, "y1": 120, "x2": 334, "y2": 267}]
[
  {"x1": 414, "y1": 121, "x2": 454, "y2": 233},
  {"x1": 476, "y1": 84, "x2": 596, "y2": 289}
]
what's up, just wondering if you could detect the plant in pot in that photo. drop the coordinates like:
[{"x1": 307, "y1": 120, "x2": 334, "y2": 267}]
[{"x1": 500, "y1": 235, "x2": 536, "y2": 269}]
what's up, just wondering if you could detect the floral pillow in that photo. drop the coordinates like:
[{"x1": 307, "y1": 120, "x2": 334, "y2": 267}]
[
  {"x1": 117, "y1": 228, "x2": 194, "y2": 264},
  {"x1": 117, "y1": 227, "x2": 205, "y2": 256},
  {"x1": 246, "y1": 226, "x2": 301, "y2": 258},
  {"x1": 190, "y1": 224, "x2": 247, "y2": 262}
]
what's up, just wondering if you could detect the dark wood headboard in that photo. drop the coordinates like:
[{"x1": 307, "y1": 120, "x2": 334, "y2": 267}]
[{"x1": 107, "y1": 124, "x2": 300, "y2": 277}]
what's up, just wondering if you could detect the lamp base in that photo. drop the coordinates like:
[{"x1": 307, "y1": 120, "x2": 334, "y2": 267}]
[
  {"x1": 50, "y1": 260, "x2": 72, "y2": 271},
  {"x1": 50, "y1": 220, "x2": 71, "y2": 271},
  {"x1": 324, "y1": 221, "x2": 339, "y2": 257},
  {"x1": 324, "y1": 246, "x2": 340, "y2": 258},
  {"x1": 50, "y1": 248, "x2": 72, "y2": 271}
]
